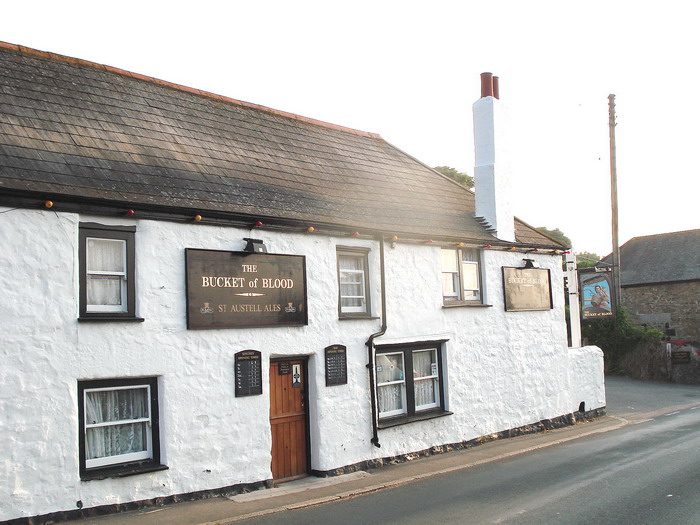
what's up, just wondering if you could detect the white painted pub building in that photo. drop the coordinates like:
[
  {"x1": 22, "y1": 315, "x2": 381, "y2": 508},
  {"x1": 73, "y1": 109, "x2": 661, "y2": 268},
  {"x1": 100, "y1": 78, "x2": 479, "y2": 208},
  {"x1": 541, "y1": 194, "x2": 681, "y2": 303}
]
[{"x1": 0, "y1": 42, "x2": 605, "y2": 524}]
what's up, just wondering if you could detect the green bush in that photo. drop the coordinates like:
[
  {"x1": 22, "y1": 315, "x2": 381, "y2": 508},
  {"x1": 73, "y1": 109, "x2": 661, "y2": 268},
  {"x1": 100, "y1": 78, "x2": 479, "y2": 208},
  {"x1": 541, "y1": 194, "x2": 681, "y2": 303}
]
[{"x1": 582, "y1": 306, "x2": 663, "y2": 374}]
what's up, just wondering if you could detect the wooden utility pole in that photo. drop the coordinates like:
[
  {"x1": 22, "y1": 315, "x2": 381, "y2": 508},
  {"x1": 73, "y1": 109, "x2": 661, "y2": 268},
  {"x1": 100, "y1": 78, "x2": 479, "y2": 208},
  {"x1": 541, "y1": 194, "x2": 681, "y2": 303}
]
[{"x1": 608, "y1": 95, "x2": 622, "y2": 307}]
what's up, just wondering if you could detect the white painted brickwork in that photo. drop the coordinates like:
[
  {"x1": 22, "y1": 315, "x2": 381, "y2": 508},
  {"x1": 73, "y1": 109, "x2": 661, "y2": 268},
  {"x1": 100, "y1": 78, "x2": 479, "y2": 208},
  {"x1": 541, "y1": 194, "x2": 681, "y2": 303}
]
[{"x1": 0, "y1": 208, "x2": 604, "y2": 521}]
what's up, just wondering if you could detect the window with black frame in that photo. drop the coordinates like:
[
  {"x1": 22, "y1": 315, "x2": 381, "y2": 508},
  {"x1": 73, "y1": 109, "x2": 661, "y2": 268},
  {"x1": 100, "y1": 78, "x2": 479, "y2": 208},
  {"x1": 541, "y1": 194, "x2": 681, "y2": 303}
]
[
  {"x1": 79, "y1": 223, "x2": 141, "y2": 321},
  {"x1": 78, "y1": 377, "x2": 166, "y2": 479},
  {"x1": 375, "y1": 342, "x2": 449, "y2": 425}
]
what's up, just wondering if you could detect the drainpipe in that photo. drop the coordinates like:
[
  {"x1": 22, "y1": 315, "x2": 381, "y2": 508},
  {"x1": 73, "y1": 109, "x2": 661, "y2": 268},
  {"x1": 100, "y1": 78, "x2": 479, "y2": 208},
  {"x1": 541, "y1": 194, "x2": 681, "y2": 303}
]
[{"x1": 365, "y1": 233, "x2": 387, "y2": 448}]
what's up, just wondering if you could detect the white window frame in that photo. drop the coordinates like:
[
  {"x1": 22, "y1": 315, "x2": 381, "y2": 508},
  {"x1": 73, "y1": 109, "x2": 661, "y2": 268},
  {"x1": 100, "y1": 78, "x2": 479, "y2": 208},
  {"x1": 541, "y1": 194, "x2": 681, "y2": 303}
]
[
  {"x1": 85, "y1": 237, "x2": 128, "y2": 313},
  {"x1": 441, "y1": 248, "x2": 482, "y2": 303},
  {"x1": 337, "y1": 247, "x2": 371, "y2": 317},
  {"x1": 376, "y1": 351, "x2": 407, "y2": 418},
  {"x1": 83, "y1": 384, "x2": 153, "y2": 469},
  {"x1": 412, "y1": 348, "x2": 440, "y2": 411}
]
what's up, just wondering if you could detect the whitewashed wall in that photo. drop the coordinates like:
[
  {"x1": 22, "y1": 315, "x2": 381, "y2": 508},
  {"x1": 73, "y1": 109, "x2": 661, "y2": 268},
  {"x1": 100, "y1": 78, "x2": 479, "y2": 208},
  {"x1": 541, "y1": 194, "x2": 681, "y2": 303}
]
[{"x1": 0, "y1": 207, "x2": 605, "y2": 521}]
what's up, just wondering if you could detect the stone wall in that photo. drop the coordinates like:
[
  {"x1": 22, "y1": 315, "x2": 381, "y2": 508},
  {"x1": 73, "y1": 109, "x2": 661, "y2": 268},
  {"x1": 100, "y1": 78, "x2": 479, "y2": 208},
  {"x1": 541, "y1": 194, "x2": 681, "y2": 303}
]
[{"x1": 622, "y1": 281, "x2": 700, "y2": 340}]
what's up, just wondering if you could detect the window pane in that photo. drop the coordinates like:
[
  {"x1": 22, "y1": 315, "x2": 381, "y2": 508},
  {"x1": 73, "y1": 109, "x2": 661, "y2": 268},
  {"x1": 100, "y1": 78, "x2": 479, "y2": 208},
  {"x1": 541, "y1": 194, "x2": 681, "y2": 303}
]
[
  {"x1": 440, "y1": 249, "x2": 458, "y2": 272},
  {"x1": 413, "y1": 349, "x2": 437, "y2": 378},
  {"x1": 340, "y1": 272, "x2": 362, "y2": 284},
  {"x1": 462, "y1": 261, "x2": 479, "y2": 290},
  {"x1": 85, "y1": 388, "x2": 149, "y2": 424},
  {"x1": 378, "y1": 384, "x2": 404, "y2": 414},
  {"x1": 376, "y1": 353, "x2": 404, "y2": 383},
  {"x1": 340, "y1": 282, "x2": 363, "y2": 296},
  {"x1": 461, "y1": 248, "x2": 478, "y2": 262},
  {"x1": 442, "y1": 272, "x2": 460, "y2": 299},
  {"x1": 341, "y1": 297, "x2": 364, "y2": 308},
  {"x1": 339, "y1": 255, "x2": 363, "y2": 271},
  {"x1": 86, "y1": 422, "x2": 148, "y2": 460},
  {"x1": 415, "y1": 378, "x2": 438, "y2": 408},
  {"x1": 87, "y1": 238, "x2": 125, "y2": 273},
  {"x1": 87, "y1": 275, "x2": 123, "y2": 306}
]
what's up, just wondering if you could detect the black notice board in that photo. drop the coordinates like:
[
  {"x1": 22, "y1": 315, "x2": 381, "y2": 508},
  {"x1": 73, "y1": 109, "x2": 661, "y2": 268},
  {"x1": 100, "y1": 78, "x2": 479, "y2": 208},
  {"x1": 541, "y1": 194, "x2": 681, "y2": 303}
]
[
  {"x1": 234, "y1": 350, "x2": 262, "y2": 397},
  {"x1": 325, "y1": 345, "x2": 347, "y2": 386}
]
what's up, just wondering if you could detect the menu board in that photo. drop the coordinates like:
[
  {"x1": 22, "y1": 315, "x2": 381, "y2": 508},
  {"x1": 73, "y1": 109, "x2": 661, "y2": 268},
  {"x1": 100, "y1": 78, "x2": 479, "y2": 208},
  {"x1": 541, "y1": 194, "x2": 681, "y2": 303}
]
[
  {"x1": 234, "y1": 350, "x2": 262, "y2": 397},
  {"x1": 325, "y1": 345, "x2": 347, "y2": 386}
]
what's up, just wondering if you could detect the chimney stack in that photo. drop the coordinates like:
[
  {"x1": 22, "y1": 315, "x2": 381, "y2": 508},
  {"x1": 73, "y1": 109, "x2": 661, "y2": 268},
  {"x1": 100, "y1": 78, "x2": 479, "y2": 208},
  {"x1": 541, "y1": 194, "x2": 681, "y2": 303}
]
[
  {"x1": 479, "y1": 72, "x2": 500, "y2": 99},
  {"x1": 473, "y1": 72, "x2": 514, "y2": 242}
]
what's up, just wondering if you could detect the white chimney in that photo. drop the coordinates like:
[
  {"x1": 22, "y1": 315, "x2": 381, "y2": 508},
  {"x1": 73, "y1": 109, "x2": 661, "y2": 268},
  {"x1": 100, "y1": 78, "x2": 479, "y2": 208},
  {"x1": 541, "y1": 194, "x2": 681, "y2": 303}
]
[{"x1": 473, "y1": 72, "x2": 515, "y2": 242}]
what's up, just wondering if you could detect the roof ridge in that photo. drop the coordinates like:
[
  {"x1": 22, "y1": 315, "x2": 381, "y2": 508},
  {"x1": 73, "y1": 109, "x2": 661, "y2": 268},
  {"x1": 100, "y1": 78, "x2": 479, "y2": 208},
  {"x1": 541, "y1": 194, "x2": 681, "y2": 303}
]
[
  {"x1": 0, "y1": 40, "x2": 383, "y2": 140},
  {"x1": 626, "y1": 228, "x2": 700, "y2": 242}
]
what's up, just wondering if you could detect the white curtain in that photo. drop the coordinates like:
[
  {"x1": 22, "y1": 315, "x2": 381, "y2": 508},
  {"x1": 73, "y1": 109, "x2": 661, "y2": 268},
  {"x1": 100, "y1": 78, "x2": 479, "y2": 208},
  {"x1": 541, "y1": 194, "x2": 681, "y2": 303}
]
[
  {"x1": 85, "y1": 388, "x2": 148, "y2": 460},
  {"x1": 87, "y1": 238, "x2": 124, "y2": 306},
  {"x1": 376, "y1": 354, "x2": 404, "y2": 413},
  {"x1": 339, "y1": 256, "x2": 364, "y2": 308},
  {"x1": 413, "y1": 350, "x2": 437, "y2": 407}
]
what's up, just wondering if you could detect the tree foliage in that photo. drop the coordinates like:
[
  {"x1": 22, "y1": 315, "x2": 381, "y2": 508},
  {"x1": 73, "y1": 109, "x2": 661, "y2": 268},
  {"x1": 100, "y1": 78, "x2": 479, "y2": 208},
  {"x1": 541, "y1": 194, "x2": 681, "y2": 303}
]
[
  {"x1": 575, "y1": 251, "x2": 603, "y2": 269},
  {"x1": 535, "y1": 226, "x2": 572, "y2": 248},
  {"x1": 433, "y1": 166, "x2": 474, "y2": 189},
  {"x1": 582, "y1": 306, "x2": 663, "y2": 374}
]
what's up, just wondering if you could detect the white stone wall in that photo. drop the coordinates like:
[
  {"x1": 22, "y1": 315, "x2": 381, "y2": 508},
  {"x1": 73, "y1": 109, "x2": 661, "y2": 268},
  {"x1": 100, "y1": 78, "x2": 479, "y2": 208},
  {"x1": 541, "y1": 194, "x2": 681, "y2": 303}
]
[
  {"x1": 0, "y1": 207, "x2": 605, "y2": 521},
  {"x1": 568, "y1": 346, "x2": 606, "y2": 412}
]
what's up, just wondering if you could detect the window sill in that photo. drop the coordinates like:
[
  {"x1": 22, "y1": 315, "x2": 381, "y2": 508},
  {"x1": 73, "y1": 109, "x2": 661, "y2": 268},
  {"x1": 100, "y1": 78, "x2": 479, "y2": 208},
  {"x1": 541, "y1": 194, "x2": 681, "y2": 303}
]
[
  {"x1": 378, "y1": 408, "x2": 453, "y2": 429},
  {"x1": 442, "y1": 301, "x2": 492, "y2": 309},
  {"x1": 81, "y1": 462, "x2": 168, "y2": 481},
  {"x1": 339, "y1": 315, "x2": 380, "y2": 321},
  {"x1": 79, "y1": 316, "x2": 145, "y2": 323}
]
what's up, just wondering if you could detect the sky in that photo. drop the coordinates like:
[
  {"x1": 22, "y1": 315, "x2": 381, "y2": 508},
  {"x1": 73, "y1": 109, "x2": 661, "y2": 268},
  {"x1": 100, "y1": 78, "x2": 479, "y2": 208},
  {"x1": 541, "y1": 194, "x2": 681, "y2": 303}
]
[{"x1": 2, "y1": 1, "x2": 697, "y2": 256}]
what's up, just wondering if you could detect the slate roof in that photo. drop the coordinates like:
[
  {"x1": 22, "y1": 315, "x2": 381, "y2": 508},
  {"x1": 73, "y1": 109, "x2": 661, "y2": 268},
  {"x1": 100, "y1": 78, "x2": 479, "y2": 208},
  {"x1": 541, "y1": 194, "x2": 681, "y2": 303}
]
[
  {"x1": 604, "y1": 229, "x2": 700, "y2": 286},
  {"x1": 0, "y1": 42, "x2": 559, "y2": 247}
]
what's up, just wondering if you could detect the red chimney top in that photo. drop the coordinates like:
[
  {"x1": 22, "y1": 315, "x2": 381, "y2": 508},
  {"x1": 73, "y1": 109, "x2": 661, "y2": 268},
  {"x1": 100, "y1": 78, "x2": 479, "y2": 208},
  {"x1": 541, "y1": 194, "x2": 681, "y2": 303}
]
[{"x1": 480, "y1": 72, "x2": 500, "y2": 99}]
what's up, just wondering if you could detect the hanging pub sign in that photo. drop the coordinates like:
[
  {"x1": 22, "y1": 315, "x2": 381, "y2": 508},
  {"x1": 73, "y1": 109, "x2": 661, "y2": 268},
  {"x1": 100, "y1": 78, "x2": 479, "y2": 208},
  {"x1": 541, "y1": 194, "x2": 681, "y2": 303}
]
[
  {"x1": 578, "y1": 267, "x2": 615, "y2": 320},
  {"x1": 502, "y1": 266, "x2": 553, "y2": 312},
  {"x1": 324, "y1": 345, "x2": 348, "y2": 386},
  {"x1": 186, "y1": 248, "x2": 307, "y2": 329},
  {"x1": 234, "y1": 350, "x2": 262, "y2": 397}
]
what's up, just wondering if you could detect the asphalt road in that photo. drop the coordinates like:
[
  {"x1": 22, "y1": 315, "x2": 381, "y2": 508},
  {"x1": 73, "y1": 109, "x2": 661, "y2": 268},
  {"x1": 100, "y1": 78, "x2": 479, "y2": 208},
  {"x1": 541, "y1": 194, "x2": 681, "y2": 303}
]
[{"x1": 239, "y1": 377, "x2": 700, "y2": 525}]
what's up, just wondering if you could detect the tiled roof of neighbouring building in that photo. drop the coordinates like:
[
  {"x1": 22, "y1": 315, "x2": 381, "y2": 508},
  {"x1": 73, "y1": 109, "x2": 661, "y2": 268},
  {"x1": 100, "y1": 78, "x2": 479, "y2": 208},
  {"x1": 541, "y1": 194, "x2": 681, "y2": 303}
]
[
  {"x1": 0, "y1": 42, "x2": 560, "y2": 247},
  {"x1": 604, "y1": 229, "x2": 700, "y2": 286}
]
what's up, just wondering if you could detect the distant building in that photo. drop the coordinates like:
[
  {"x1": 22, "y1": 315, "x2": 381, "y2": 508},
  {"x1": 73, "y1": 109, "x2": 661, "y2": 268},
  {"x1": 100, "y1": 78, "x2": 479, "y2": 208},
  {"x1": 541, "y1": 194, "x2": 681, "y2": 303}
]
[
  {"x1": 0, "y1": 42, "x2": 604, "y2": 524},
  {"x1": 606, "y1": 229, "x2": 700, "y2": 340}
]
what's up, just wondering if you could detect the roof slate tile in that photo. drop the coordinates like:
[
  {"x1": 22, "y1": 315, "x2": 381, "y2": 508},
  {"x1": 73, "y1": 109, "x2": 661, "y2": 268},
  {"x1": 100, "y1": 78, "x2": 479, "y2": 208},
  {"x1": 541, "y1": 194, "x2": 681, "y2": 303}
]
[{"x1": 0, "y1": 43, "x2": 561, "y2": 246}]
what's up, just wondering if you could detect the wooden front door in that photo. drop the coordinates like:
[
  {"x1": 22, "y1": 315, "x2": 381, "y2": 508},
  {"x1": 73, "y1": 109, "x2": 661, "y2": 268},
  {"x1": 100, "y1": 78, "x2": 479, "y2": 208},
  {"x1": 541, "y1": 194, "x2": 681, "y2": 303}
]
[{"x1": 270, "y1": 359, "x2": 309, "y2": 482}]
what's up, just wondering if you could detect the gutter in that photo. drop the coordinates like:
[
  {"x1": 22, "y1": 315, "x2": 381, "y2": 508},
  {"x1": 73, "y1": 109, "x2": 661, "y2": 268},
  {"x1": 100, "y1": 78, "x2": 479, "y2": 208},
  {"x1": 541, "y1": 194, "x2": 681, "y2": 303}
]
[{"x1": 365, "y1": 233, "x2": 387, "y2": 448}]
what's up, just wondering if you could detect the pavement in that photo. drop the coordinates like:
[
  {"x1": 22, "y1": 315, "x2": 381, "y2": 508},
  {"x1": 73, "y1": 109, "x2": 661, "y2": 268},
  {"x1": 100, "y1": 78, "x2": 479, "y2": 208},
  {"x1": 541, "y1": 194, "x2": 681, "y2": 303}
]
[{"x1": 69, "y1": 376, "x2": 700, "y2": 525}]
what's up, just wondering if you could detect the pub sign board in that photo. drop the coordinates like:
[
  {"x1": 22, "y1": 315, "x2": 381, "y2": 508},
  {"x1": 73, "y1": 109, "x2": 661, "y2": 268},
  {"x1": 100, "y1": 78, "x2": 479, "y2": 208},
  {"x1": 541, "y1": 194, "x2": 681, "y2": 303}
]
[
  {"x1": 502, "y1": 266, "x2": 553, "y2": 312},
  {"x1": 578, "y1": 267, "x2": 614, "y2": 320},
  {"x1": 186, "y1": 249, "x2": 307, "y2": 329}
]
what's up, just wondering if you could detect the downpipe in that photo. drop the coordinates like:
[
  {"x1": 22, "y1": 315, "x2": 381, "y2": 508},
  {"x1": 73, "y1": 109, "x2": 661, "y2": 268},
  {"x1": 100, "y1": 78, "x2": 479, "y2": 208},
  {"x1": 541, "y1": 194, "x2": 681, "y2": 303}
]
[{"x1": 366, "y1": 233, "x2": 387, "y2": 448}]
